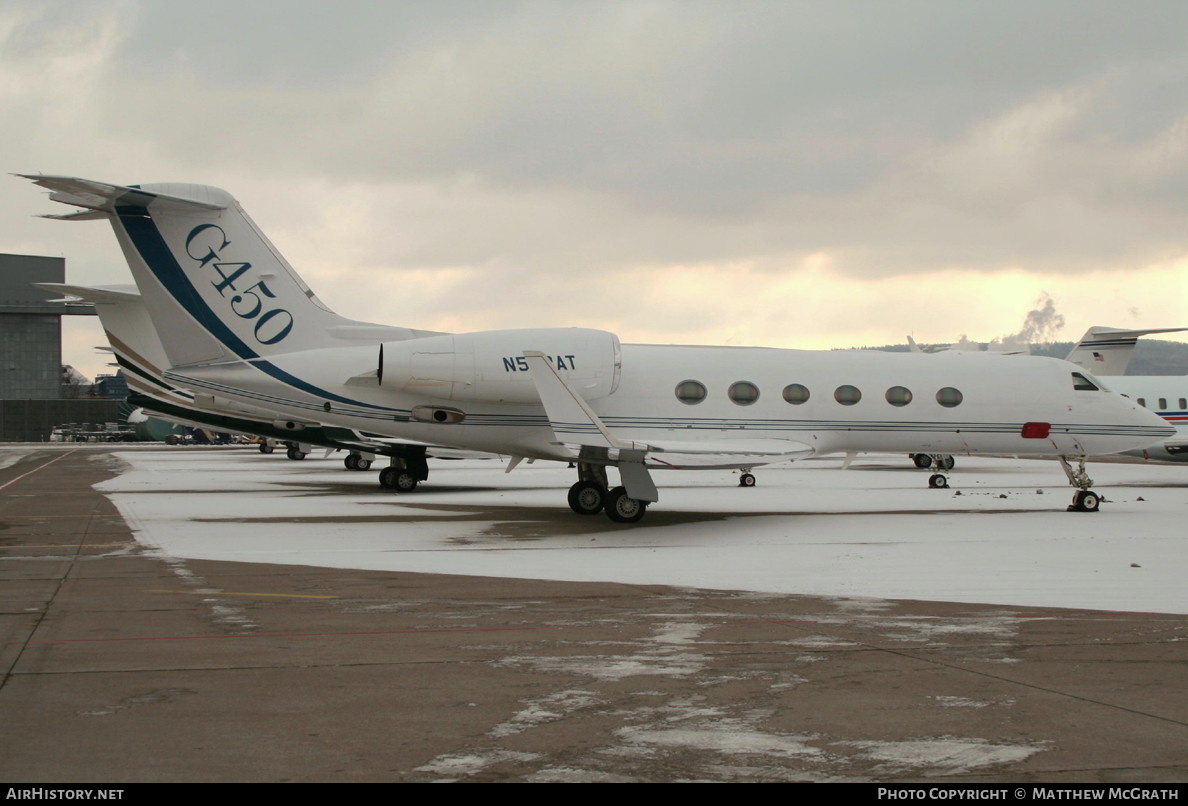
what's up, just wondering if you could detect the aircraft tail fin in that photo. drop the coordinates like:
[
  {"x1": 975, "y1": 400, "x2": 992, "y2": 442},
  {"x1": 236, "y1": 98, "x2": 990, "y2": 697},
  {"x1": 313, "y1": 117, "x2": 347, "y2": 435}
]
[
  {"x1": 21, "y1": 174, "x2": 437, "y2": 368},
  {"x1": 1066, "y1": 326, "x2": 1188, "y2": 376}
]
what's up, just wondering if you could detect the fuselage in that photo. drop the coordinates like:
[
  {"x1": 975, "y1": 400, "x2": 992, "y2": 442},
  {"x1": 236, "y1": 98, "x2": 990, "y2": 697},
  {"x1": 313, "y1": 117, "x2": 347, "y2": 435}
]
[{"x1": 165, "y1": 340, "x2": 1172, "y2": 465}]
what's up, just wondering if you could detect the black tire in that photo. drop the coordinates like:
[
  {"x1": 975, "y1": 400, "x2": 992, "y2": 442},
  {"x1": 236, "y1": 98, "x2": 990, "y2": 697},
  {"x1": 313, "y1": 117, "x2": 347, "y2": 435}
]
[
  {"x1": 605, "y1": 486, "x2": 647, "y2": 523},
  {"x1": 259, "y1": 443, "x2": 274, "y2": 454},
  {"x1": 287, "y1": 447, "x2": 306, "y2": 460},
  {"x1": 928, "y1": 474, "x2": 948, "y2": 489},
  {"x1": 379, "y1": 467, "x2": 397, "y2": 489},
  {"x1": 1075, "y1": 490, "x2": 1101, "y2": 512},
  {"x1": 165, "y1": 435, "x2": 180, "y2": 446},
  {"x1": 567, "y1": 481, "x2": 605, "y2": 515},
  {"x1": 393, "y1": 471, "x2": 419, "y2": 492},
  {"x1": 738, "y1": 473, "x2": 756, "y2": 488},
  {"x1": 344, "y1": 454, "x2": 359, "y2": 471},
  {"x1": 356, "y1": 459, "x2": 372, "y2": 471},
  {"x1": 938, "y1": 455, "x2": 956, "y2": 471},
  {"x1": 912, "y1": 453, "x2": 932, "y2": 469}
]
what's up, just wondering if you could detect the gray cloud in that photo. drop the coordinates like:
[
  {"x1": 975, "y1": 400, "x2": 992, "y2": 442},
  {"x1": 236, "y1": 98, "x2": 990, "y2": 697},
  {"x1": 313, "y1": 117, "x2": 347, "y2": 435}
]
[{"x1": 5, "y1": 0, "x2": 1188, "y2": 366}]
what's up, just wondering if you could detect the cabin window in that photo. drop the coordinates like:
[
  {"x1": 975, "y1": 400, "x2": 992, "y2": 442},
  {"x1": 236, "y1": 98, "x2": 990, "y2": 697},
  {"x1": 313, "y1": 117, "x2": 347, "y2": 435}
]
[
  {"x1": 728, "y1": 381, "x2": 760, "y2": 406},
  {"x1": 1137, "y1": 398, "x2": 1146, "y2": 408},
  {"x1": 936, "y1": 387, "x2": 963, "y2": 407},
  {"x1": 1159, "y1": 398, "x2": 1168, "y2": 410},
  {"x1": 1071, "y1": 372, "x2": 1099, "y2": 391},
  {"x1": 675, "y1": 380, "x2": 707, "y2": 405},
  {"x1": 834, "y1": 385, "x2": 861, "y2": 406},
  {"x1": 885, "y1": 386, "x2": 913, "y2": 407},
  {"x1": 783, "y1": 383, "x2": 810, "y2": 405},
  {"x1": 1180, "y1": 398, "x2": 1186, "y2": 410}
]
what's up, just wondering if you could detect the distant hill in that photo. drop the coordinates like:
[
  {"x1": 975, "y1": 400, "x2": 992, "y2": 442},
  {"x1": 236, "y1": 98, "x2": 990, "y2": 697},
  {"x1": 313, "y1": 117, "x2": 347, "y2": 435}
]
[{"x1": 867, "y1": 339, "x2": 1188, "y2": 375}]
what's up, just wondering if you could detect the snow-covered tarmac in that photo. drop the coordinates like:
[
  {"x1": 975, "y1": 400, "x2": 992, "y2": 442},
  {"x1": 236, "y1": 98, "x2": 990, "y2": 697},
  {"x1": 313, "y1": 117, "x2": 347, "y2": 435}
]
[{"x1": 93, "y1": 449, "x2": 1188, "y2": 615}]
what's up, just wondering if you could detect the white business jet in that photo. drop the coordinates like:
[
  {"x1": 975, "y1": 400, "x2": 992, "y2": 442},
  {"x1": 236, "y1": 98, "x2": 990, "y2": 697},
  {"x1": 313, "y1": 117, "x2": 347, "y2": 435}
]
[
  {"x1": 37, "y1": 282, "x2": 486, "y2": 471},
  {"x1": 20, "y1": 175, "x2": 1174, "y2": 521}
]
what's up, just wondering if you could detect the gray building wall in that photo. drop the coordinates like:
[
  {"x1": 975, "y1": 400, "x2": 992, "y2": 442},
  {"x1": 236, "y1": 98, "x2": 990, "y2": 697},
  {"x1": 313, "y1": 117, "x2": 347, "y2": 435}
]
[
  {"x1": 1, "y1": 314, "x2": 62, "y2": 398},
  {"x1": 0, "y1": 254, "x2": 67, "y2": 400},
  {"x1": 1, "y1": 254, "x2": 112, "y2": 441}
]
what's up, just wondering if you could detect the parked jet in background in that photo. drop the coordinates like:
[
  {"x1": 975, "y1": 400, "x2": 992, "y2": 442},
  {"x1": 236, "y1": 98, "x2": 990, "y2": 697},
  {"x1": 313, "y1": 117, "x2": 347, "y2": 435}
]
[
  {"x1": 1062, "y1": 327, "x2": 1188, "y2": 463},
  {"x1": 1065, "y1": 326, "x2": 1188, "y2": 377},
  {"x1": 21, "y1": 175, "x2": 1174, "y2": 521},
  {"x1": 38, "y1": 282, "x2": 490, "y2": 476}
]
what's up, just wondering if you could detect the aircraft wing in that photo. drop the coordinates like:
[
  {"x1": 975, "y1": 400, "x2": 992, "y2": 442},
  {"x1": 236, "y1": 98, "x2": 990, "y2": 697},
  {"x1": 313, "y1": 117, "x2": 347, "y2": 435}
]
[
  {"x1": 523, "y1": 351, "x2": 813, "y2": 469},
  {"x1": 640, "y1": 438, "x2": 814, "y2": 469},
  {"x1": 349, "y1": 434, "x2": 497, "y2": 460}
]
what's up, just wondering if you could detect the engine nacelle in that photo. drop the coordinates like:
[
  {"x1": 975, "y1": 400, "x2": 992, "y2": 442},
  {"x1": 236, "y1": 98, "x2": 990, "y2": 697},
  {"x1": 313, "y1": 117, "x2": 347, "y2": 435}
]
[{"x1": 379, "y1": 328, "x2": 621, "y2": 405}]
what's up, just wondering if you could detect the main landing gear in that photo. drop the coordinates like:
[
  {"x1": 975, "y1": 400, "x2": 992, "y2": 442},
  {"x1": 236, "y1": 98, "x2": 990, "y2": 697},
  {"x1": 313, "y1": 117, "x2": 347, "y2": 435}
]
[
  {"x1": 343, "y1": 452, "x2": 373, "y2": 472},
  {"x1": 738, "y1": 471, "x2": 756, "y2": 488},
  {"x1": 378, "y1": 454, "x2": 429, "y2": 493},
  {"x1": 566, "y1": 463, "x2": 649, "y2": 523},
  {"x1": 1059, "y1": 456, "x2": 1101, "y2": 512},
  {"x1": 911, "y1": 453, "x2": 955, "y2": 470}
]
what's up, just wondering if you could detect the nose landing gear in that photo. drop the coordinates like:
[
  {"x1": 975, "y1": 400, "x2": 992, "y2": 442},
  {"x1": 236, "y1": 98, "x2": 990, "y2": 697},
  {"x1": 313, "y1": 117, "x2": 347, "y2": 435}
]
[{"x1": 1059, "y1": 456, "x2": 1101, "y2": 512}]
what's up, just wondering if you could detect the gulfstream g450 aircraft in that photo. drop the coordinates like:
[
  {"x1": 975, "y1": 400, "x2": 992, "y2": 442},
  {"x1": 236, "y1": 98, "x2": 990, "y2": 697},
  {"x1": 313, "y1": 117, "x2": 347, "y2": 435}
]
[{"x1": 21, "y1": 175, "x2": 1174, "y2": 522}]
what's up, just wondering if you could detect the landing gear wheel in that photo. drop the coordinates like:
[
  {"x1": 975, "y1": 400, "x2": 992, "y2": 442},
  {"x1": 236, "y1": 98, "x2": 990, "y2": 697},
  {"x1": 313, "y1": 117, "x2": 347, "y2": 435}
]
[
  {"x1": 567, "y1": 481, "x2": 606, "y2": 515},
  {"x1": 938, "y1": 455, "x2": 956, "y2": 471},
  {"x1": 928, "y1": 474, "x2": 949, "y2": 489},
  {"x1": 344, "y1": 454, "x2": 360, "y2": 470},
  {"x1": 605, "y1": 486, "x2": 647, "y2": 523},
  {"x1": 738, "y1": 473, "x2": 756, "y2": 488},
  {"x1": 1071, "y1": 490, "x2": 1101, "y2": 512},
  {"x1": 259, "y1": 442, "x2": 274, "y2": 454},
  {"x1": 286, "y1": 447, "x2": 306, "y2": 460},
  {"x1": 356, "y1": 459, "x2": 372, "y2": 471},
  {"x1": 379, "y1": 467, "x2": 418, "y2": 491},
  {"x1": 912, "y1": 453, "x2": 932, "y2": 469}
]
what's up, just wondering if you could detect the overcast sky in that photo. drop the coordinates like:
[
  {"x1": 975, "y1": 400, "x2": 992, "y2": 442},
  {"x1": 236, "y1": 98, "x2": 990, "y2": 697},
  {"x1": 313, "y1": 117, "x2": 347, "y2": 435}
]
[{"x1": 3, "y1": 0, "x2": 1186, "y2": 380}]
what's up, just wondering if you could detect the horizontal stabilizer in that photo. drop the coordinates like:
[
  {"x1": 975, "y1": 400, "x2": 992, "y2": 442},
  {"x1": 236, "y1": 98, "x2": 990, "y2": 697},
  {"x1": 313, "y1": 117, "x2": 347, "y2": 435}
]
[
  {"x1": 17, "y1": 174, "x2": 226, "y2": 214},
  {"x1": 33, "y1": 282, "x2": 141, "y2": 304}
]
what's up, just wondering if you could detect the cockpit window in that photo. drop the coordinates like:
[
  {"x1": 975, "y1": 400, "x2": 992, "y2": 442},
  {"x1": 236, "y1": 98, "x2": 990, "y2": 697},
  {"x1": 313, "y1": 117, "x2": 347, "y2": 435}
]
[{"x1": 1071, "y1": 372, "x2": 1100, "y2": 391}]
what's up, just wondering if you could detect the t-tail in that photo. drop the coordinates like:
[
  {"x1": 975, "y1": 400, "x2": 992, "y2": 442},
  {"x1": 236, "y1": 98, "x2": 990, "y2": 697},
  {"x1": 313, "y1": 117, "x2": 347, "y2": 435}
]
[{"x1": 19, "y1": 175, "x2": 437, "y2": 369}]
